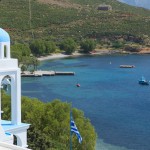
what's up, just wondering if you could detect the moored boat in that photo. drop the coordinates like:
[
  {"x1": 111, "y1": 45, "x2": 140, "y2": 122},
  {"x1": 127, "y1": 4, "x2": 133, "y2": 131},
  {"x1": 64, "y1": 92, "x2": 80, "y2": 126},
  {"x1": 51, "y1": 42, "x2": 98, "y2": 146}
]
[
  {"x1": 120, "y1": 65, "x2": 135, "y2": 68},
  {"x1": 139, "y1": 76, "x2": 149, "y2": 85},
  {"x1": 76, "y1": 83, "x2": 80, "y2": 87}
]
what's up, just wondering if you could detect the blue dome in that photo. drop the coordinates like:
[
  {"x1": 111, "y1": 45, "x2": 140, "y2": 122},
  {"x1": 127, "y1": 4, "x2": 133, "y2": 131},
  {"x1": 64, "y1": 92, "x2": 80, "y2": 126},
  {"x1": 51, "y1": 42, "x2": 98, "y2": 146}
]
[{"x1": 0, "y1": 28, "x2": 10, "y2": 42}]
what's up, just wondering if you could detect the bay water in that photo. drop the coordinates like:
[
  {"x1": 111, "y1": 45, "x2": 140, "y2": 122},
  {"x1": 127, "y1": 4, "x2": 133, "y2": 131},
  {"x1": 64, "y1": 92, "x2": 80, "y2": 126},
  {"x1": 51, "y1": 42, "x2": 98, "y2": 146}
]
[{"x1": 21, "y1": 54, "x2": 150, "y2": 150}]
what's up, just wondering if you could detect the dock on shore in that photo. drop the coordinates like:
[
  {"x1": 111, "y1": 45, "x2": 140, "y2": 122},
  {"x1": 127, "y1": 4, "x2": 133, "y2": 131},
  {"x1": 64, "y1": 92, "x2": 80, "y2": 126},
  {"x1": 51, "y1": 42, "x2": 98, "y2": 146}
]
[{"x1": 21, "y1": 71, "x2": 75, "y2": 77}]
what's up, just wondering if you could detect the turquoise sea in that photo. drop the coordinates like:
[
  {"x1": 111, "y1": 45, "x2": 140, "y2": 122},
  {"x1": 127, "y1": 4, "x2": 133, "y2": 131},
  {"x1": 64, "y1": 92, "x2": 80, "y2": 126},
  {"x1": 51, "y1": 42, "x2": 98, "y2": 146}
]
[{"x1": 22, "y1": 54, "x2": 150, "y2": 150}]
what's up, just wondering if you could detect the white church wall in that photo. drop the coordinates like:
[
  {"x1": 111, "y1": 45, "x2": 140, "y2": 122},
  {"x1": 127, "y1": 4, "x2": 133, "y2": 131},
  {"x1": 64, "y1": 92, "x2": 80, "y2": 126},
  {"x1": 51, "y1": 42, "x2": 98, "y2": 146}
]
[{"x1": 0, "y1": 59, "x2": 18, "y2": 69}]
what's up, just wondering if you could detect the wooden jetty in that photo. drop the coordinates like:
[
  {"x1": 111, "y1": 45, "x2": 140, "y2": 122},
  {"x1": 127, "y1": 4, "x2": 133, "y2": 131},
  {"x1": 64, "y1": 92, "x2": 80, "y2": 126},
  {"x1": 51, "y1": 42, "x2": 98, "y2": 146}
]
[{"x1": 21, "y1": 71, "x2": 75, "y2": 77}]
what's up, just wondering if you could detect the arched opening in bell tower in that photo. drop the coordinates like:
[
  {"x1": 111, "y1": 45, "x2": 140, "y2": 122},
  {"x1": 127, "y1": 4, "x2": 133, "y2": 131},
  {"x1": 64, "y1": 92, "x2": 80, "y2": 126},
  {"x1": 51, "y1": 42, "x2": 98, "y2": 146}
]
[
  {"x1": 0, "y1": 75, "x2": 11, "y2": 121},
  {"x1": 4, "y1": 45, "x2": 7, "y2": 58},
  {"x1": 13, "y1": 135, "x2": 17, "y2": 145}
]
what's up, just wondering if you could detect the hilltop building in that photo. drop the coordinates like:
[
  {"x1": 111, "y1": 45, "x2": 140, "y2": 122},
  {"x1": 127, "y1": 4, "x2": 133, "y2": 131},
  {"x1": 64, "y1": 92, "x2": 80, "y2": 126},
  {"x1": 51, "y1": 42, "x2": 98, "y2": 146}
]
[
  {"x1": 0, "y1": 28, "x2": 30, "y2": 149},
  {"x1": 97, "y1": 4, "x2": 112, "y2": 11}
]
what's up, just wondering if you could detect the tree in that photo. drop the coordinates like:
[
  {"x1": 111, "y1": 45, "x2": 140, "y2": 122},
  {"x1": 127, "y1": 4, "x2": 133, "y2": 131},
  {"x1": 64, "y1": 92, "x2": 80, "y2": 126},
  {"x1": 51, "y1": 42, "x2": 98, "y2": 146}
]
[
  {"x1": 45, "y1": 41, "x2": 56, "y2": 54},
  {"x1": 11, "y1": 50, "x2": 22, "y2": 63},
  {"x1": 60, "y1": 38, "x2": 77, "y2": 54},
  {"x1": 141, "y1": 35, "x2": 150, "y2": 46},
  {"x1": 21, "y1": 56, "x2": 39, "y2": 72},
  {"x1": 2, "y1": 93, "x2": 97, "y2": 150},
  {"x1": 31, "y1": 56, "x2": 40, "y2": 71},
  {"x1": 80, "y1": 39, "x2": 96, "y2": 53},
  {"x1": 112, "y1": 41, "x2": 124, "y2": 49},
  {"x1": 11, "y1": 43, "x2": 31, "y2": 56},
  {"x1": 21, "y1": 65, "x2": 27, "y2": 73},
  {"x1": 30, "y1": 40, "x2": 57, "y2": 56},
  {"x1": 21, "y1": 56, "x2": 33, "y2": 70},
  {"x1": 30, "y1": 40, "x2": 46, "y2": 56},
  {"x1": 11, "y1": 43, "x2": 32, "y2": 65}
]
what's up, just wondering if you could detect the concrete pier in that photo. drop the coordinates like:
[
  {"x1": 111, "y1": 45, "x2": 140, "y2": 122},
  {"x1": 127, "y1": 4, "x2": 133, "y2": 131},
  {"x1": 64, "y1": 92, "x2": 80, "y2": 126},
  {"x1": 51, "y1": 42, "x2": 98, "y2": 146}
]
[
  {"x1": 55, "y1": 71, "x2": 75, "y2": 75},
  {"x1": 21, "y1": 71, "x2": 75, "y2": 77}
]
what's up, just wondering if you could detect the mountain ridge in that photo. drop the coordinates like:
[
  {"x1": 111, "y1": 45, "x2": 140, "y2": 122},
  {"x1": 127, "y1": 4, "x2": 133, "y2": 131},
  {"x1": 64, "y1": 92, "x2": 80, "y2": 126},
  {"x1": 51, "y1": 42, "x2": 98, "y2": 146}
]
[{"x1": 118, "y1": 0, "x2": 150, "y2": 9}]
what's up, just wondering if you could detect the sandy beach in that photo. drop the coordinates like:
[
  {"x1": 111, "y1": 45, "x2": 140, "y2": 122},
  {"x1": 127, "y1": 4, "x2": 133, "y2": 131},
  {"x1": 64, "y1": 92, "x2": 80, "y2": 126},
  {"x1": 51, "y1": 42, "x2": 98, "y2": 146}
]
[
  {"x1": 37, "y1": 50, "x2": 117, "y2": 61},
  {"x1": 37, "y1": 47, "x2": 150, "y2": 61},
  {"x1": 37, "y1": 53, "x2": 71, "y2": 61}
]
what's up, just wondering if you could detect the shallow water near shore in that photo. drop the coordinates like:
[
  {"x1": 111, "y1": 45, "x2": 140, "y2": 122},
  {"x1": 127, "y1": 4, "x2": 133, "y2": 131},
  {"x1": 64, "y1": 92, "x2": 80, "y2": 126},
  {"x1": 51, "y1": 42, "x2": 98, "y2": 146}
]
[{"x1": 22, "y1": 54, "x2": 150, "y2": 150}]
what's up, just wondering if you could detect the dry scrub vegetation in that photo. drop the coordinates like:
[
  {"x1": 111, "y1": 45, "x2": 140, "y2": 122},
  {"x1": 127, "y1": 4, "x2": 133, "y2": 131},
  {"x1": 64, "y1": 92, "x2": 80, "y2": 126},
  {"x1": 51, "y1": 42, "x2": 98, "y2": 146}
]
[{"x1": 38, "y1": 0, "x2": 82, "y2": 9}]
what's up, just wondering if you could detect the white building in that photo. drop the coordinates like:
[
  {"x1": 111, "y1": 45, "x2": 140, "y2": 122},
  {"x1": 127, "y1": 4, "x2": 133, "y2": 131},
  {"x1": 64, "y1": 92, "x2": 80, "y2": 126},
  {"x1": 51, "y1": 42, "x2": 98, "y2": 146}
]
[{"x1": 0, "y1": 28, "x2": 30, "y2": 149}]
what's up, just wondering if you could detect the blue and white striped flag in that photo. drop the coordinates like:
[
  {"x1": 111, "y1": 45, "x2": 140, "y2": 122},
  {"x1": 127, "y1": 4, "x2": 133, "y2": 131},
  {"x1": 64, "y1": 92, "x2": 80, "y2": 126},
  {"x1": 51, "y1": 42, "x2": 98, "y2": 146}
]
[{"x1": 70, "y1": 119, "x2": 82, "y2": 144}]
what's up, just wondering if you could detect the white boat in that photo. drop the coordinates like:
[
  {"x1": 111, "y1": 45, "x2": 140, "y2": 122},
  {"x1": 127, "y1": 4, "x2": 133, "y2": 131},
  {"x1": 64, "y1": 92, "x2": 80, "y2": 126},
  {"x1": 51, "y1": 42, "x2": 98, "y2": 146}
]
[{"x1": 120, "y1": 65, "x2": 135, "y2": 68}]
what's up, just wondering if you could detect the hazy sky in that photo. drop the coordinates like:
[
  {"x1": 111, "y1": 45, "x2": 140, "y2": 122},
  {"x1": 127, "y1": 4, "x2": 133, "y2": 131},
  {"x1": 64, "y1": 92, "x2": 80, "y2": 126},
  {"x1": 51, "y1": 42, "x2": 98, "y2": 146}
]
[{"x1": 118, "y1": 0, "x2": 150, "y2": 9}]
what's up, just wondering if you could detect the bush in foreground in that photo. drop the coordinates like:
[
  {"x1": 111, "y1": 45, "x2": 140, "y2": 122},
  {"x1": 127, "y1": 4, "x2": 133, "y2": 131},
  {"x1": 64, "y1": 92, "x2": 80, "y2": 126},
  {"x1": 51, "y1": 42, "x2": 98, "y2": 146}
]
[{"x1": 2, "y1": 93, "x2": 97, "y2": 150}]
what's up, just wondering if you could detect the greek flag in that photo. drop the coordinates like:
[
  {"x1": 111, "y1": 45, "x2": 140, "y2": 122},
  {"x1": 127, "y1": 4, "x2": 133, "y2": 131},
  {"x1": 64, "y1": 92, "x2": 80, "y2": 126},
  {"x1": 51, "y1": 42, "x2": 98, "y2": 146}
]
[{"x1": 70, "y1": 119, "x2": 82, "y2": 144}]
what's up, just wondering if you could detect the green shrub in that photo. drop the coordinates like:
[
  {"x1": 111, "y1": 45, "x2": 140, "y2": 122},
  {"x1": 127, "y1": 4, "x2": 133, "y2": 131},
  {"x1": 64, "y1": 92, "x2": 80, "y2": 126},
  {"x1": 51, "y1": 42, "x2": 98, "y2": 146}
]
[{"x1": 2, "y1": 93, "x2": 97, "y2": 150}]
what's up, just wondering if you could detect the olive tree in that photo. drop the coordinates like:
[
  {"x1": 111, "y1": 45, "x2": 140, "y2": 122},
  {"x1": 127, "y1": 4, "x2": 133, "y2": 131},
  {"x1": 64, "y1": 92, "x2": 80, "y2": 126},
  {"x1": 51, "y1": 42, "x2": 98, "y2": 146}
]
[
  {"x1": 60, "y1": 38, "x2": 77, "y2": 54},
  {"x1": 80, "y1": 39, "x2": 96, "y2": 53}
]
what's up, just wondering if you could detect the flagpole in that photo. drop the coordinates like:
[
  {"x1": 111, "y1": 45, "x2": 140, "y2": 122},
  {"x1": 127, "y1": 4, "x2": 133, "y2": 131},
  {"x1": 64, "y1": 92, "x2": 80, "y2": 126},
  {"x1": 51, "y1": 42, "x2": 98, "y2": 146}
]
[{"x1": 70, "y1": 104, "x2": 72, "y2": 150}]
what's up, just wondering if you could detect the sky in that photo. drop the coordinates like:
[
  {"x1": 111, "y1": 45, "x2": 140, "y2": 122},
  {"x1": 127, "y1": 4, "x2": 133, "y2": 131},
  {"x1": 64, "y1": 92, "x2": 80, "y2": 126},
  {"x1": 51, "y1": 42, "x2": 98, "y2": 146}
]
[{"x1": 118, "y1": 0, "x2": 150, "y2": 9}]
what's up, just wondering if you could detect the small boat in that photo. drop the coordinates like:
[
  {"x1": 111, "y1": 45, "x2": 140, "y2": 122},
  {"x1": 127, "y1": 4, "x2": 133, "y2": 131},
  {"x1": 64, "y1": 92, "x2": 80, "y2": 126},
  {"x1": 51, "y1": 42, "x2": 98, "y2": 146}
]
[
  {"x1": 120, "y1": 65, "x2": 135, "y2": 68},
  {"x1": 139, "y1": 76, "x2": 149, "y2": 85},
  {"x1": 76, "y1": 83, "x2": 80, "y2": 87}
]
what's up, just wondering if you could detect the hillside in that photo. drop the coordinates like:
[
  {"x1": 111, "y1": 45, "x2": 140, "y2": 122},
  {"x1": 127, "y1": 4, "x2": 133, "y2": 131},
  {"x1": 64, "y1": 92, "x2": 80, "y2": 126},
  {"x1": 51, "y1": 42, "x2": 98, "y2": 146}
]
[{"x1": 0, "y1": 0, "x2": 149, "y2": 43}]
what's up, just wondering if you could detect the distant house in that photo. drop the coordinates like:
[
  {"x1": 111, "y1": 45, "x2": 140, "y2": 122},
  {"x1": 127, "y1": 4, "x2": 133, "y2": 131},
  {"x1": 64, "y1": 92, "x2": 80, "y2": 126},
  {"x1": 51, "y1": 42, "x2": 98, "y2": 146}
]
[{"x1": 97, "y1": 4, "x2": 112, "y2": 11}]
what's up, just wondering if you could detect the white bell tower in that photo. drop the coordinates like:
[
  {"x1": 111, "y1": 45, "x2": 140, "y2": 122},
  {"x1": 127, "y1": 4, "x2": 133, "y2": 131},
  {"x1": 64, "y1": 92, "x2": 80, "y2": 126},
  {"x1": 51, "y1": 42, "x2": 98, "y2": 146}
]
[
  {"x1": 0, "y1": 28, "x2": 30, "y2": 148},
  {"x1": 0, "y1": 28, "x2": 21, "y2": 125}
]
